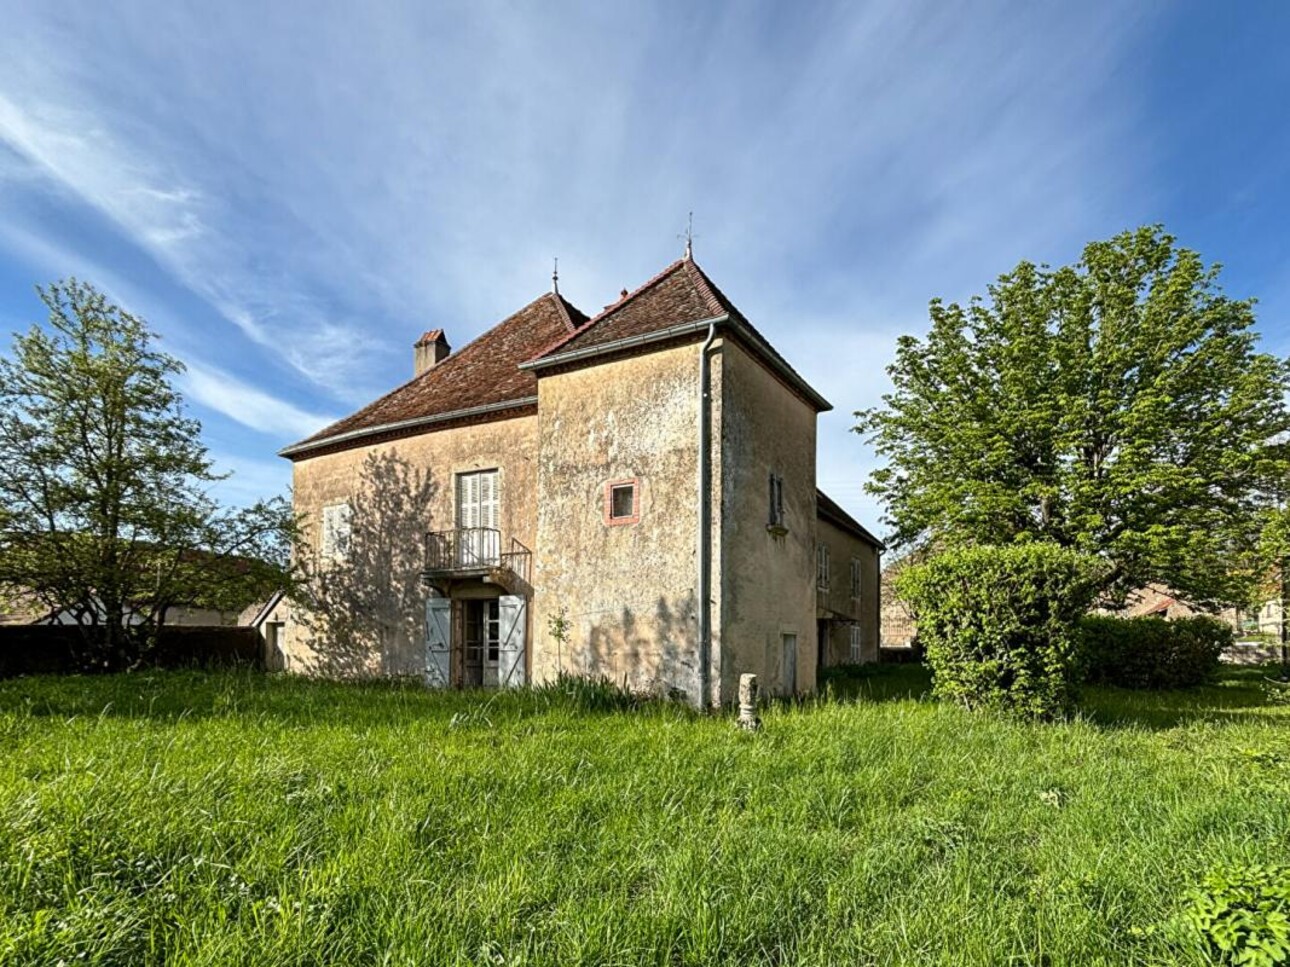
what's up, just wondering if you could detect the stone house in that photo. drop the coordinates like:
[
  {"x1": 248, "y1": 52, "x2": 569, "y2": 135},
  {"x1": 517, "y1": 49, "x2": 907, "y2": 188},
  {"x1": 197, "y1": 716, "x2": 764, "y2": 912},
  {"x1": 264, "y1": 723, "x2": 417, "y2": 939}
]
[{"x1": 279, "y1": 253, "x2": 882, "y2": 704}]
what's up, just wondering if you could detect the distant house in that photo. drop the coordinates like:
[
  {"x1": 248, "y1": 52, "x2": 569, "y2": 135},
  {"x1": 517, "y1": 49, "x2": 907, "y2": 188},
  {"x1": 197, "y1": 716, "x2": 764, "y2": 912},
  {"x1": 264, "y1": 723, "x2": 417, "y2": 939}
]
[
  {"x1": 879, "y1": 569, "x2": 918, "y2": 650},
  {"x1": 278, "y1": 252, "x2": 883, "y2": 704},
  {"x1": 1117, "y1": 582, "x2": 1278, "y2": 634}
]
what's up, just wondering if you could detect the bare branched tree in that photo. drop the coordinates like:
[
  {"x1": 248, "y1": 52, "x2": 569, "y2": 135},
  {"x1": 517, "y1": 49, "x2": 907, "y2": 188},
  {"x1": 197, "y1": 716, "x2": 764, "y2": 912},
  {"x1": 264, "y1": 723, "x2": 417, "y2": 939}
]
[{"x1": 295, "y1": 450, "x2": 436, "y2": 676}]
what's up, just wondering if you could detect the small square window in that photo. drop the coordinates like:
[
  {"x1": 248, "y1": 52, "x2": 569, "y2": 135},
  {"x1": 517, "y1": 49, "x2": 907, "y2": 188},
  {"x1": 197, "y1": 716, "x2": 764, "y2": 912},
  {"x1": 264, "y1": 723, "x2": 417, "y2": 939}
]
[
  {"x1": 605, "y1": 479, "x2": 640, "y2": 525},
  {"x1": 611, "y1": 485, "x2": 634, "y2": 519}
]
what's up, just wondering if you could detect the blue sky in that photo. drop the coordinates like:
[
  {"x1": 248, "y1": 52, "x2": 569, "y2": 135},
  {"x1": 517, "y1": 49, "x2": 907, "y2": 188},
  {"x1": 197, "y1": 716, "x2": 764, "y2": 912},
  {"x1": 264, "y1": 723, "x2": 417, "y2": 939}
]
[{"x1": 1, "y1": 2, "x2": 1288, "y2": 533}]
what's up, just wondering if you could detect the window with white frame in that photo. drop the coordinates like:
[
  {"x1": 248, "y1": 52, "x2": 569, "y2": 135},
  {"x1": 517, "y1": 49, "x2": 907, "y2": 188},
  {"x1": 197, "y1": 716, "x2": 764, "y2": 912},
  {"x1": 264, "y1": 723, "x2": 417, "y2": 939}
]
[
  {"x1": 816, "y1": 542, "x2": 830, "y2": 591},
  {"x1": 849, "y1": 624, "x2": 862, "y2": 663},
  {"x1": 850, "y1": 558, "x2": 862, "y2": 599},
  {"x1": 321, "y1": 502, "x2": 352, "y2": 559}
]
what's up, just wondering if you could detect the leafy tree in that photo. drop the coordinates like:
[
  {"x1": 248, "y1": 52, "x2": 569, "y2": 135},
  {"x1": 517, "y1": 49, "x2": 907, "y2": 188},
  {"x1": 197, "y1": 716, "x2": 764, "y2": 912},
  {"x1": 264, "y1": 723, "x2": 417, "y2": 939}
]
[
  {"x1": 294, "y1": 450, "x2": 436, "y2": 677},
  {"x1": 857, "y1": 227, "x2": 1290, "y2": 607},
  {"x1": 0, "y1": 279, "x2": 293, "y2": 667}
]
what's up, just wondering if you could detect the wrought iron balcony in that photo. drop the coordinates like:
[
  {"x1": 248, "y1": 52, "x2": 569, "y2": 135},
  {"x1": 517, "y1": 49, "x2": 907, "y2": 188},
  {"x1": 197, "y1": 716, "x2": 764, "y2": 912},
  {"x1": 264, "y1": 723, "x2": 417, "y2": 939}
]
[{"x1": 423, "y1": 527, "x2": 532, "y2": 594}]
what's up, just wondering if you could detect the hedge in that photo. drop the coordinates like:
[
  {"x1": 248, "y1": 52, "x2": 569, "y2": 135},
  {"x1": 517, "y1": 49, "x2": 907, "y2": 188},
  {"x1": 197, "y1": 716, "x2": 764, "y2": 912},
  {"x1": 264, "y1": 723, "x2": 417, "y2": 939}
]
[
  {"x1": 1079, "y1": 614, "x2": 1229, "y2": 689},
  {"x1": 896, "y1": 544, "x2": 1105, "y2": 719}
]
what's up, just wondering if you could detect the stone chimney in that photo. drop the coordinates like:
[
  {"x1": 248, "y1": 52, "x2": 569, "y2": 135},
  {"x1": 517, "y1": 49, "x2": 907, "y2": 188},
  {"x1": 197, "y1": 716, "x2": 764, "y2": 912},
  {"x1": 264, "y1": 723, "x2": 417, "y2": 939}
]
[{"x1": 414, "y1": 329, "x2": 450, "y2": 376}]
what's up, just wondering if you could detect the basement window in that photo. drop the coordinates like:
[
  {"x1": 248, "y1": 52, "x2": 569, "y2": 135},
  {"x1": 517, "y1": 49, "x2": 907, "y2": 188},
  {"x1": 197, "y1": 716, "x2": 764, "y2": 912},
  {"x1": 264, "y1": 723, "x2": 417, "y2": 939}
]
[{"x1": 605, "y1": 479, "x2": 640, "y2": 526}]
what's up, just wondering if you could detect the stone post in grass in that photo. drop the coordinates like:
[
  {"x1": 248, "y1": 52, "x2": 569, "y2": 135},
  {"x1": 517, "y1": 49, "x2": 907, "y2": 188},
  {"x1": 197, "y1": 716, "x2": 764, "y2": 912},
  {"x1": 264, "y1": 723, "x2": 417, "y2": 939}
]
[{"x1": 737, "y1": 673, "x2": 761, "y2": 731}]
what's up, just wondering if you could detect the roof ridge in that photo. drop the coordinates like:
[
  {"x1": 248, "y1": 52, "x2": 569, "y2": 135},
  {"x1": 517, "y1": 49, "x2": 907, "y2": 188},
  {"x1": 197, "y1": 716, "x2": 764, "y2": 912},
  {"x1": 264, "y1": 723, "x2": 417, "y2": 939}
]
[
  {"x1": 682, "y1": 258, "x2": 728, "y2": 318},
  {"x1": 548, "y1": 291, "x2": 587, "y2": 333},
  {"x1": 525, "y1": 257, "x2": 701, "y2": 363}
]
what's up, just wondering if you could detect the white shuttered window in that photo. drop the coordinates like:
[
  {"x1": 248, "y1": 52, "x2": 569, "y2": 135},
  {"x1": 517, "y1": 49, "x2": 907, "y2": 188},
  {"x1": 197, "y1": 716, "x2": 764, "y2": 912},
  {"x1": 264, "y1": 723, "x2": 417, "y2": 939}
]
[{"x1": 321, "y1": 503, "x2": 352, "y2": 559}]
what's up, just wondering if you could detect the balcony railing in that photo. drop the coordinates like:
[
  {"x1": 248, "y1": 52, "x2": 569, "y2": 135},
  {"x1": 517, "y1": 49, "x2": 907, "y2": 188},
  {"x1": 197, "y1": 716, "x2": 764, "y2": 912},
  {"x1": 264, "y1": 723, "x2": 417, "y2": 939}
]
[{"x1": 424, "y1": 528, "x2": 532, "y2": 587}]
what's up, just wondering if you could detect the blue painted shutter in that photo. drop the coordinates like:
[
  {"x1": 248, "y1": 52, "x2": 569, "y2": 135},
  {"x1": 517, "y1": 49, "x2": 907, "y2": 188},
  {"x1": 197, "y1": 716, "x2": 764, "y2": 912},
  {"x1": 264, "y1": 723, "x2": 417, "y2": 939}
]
[
  {"x1": 425, "y1": 596, "x2": 452, "y2": 687},
  {"x1": 496, "y1": 595, "x2": 527, "y2": 687}
]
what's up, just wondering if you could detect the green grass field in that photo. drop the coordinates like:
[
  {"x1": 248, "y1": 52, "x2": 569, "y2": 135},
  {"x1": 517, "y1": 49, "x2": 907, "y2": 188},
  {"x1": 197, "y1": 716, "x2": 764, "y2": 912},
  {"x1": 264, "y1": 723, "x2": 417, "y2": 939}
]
[{"x1": 1, "y1": 665, "x2": 1287, "y2": 966}]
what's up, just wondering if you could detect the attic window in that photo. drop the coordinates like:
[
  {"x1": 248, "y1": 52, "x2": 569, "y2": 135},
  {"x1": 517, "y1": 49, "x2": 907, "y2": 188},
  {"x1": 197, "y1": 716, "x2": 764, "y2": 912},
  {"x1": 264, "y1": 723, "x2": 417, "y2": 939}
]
[{"x1": 605, "y1": 479, "x2": 639, "y2": 526}]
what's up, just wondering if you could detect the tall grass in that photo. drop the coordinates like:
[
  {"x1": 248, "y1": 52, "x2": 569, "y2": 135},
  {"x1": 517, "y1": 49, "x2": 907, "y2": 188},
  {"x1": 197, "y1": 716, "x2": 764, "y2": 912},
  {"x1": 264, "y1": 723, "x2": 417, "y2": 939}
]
[{"x1": 0, "y1": 665, "x2": 1287, "y2": 965}]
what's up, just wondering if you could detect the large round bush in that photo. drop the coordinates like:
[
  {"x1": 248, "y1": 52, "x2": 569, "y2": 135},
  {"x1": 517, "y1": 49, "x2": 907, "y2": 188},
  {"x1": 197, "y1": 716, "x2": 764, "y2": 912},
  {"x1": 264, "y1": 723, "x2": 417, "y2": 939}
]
[{"x1": 897, "y1": 544, "x2": 1106, "y2": 718}]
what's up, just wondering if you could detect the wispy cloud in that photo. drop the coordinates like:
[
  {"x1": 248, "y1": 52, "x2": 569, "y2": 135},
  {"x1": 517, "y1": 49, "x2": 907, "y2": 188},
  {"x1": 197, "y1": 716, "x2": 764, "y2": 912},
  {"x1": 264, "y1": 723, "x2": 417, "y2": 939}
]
[
  {"x1": 0, "y1": 1, "x2": 1167, "y2": 517},
  {"x1": 206, "y1": 452, "x2": 295, "y2": 508},
  {"x1": 181, "y1": 360, "x2": 335, "y2": 441}
]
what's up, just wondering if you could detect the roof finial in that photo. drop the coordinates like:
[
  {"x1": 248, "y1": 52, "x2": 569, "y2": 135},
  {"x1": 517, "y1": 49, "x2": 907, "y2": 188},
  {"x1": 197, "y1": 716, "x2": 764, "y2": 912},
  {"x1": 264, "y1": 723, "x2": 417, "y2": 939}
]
[
  {"x1": 552, "y1": 257, "x2": 559, "y2": 295},
  {"x1": 681, "y1": 211, "x2": 695, "y2": 260}
]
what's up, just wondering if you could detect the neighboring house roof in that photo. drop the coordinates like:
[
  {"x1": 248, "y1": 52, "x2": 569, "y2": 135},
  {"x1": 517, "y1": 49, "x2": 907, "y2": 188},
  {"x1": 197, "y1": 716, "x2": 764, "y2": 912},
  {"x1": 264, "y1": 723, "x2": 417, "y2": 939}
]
[
  {"x1": 243, "y1": 589, "x2": 286, "y2": 628},
  {"x1": 522, "y1": 257, "x2": 831, "y2": 412},
  {"x1": 1140, "y1": 597, "x2": 1176, "y2": 616},
  {"x1": 281, "y1": 292, "x2": 587, "y2": 459},
  {"x1": 816, "y1": 489, "x2": 885, "y2": 550}
]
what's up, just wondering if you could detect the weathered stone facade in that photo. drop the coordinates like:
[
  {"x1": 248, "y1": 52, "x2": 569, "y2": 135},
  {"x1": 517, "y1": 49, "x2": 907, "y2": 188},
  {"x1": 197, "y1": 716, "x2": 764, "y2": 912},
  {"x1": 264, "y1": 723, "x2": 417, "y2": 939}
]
[
  {"x1": 532, "y1": 342, "x2": 710, "y2": 697},
  {"x1": 716, "y1": 338, "x2": 819, "y2": 698}
]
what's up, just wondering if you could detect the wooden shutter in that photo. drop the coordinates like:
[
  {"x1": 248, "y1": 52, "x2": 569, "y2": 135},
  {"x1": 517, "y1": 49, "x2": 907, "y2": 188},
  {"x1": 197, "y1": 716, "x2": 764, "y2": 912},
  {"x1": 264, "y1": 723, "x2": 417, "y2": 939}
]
[
  {"x1": 480, "y1": 471, "x2": 498, "y2": 528},
  {"x1": 456, "y1": 470, "x2": 501, "y2": 565},
  {"x1": 496, "y1": 595, "x2": 526, "y2": 687},
  {"x1": 426, "y1": 596, "x2": 452, "y2": 687},
  {"x1": 321, "y1": 503, "x2": 351, "y2": 559},
  {"x1": 782, "y1": 633, "x2": 797, "y2": 694}
]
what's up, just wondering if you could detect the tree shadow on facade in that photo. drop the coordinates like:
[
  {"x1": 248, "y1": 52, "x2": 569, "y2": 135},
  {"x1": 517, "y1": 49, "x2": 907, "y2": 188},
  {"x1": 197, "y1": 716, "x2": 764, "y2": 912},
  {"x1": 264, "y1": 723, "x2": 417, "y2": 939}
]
[
  {"x1": 577, "y1": 593, "x2": 699, "y2": 702},
  {"x1": 294, "y1": 450, "x2": 436, "y2": 678}
]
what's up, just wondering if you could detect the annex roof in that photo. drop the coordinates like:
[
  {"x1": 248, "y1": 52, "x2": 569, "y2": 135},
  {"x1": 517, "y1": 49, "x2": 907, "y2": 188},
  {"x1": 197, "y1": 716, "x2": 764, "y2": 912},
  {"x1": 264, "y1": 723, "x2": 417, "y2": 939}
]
[
  {"x1": 280, "y1": 292, "x2": 586, "y2": 459},
  {"x1": 817, "y1": 489, "x2": 885, "y2": 550}
]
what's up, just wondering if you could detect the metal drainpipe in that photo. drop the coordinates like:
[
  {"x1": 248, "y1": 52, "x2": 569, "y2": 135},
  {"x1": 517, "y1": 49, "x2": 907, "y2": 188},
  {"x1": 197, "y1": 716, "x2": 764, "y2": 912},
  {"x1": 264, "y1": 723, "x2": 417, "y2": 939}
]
[{"x1": 697, "y1": 321, "x2": 717, "y2": 707}]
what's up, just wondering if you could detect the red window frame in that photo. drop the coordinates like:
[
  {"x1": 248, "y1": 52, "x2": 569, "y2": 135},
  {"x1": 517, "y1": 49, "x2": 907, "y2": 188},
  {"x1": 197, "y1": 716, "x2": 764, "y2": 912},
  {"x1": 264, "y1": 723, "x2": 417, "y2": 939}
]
[{"x1": 604, "y1": 478, "x2": 641, "y2": 526}]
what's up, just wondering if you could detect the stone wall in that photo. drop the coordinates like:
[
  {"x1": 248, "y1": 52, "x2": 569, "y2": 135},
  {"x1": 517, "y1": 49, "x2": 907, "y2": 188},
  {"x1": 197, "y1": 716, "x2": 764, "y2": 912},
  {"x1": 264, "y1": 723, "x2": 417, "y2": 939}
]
[
  {"x1": 716, "y1": 339, "x2": 818, "y2": 698},
  {"x1": 880, "y1": 564, "x2": 917, "y2": 649}
]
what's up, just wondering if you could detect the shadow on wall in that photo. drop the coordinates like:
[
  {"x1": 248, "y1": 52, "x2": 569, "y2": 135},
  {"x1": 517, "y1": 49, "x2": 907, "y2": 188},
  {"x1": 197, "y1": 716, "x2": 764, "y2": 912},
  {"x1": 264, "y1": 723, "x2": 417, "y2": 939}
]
[
  {"x1": 568, "y1": 593, "x2": 699, "y2": 701},
  {"x1": 294, "y1": 450, "x2": 437, "y2": 678}
]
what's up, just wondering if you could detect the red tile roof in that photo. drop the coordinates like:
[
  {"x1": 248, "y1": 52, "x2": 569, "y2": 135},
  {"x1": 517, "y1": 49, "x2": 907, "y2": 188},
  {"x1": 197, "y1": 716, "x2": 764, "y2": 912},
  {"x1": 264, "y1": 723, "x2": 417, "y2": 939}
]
[
  {"x1": 281, "y1": 292, "x2": 586, "y2": 458},
  {"x1": 531, "y1": 258, "x2": 730, "y2": 358},
  {"x1": 526, "y1": 257, "x2": 828, "y2": 410}
]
